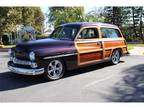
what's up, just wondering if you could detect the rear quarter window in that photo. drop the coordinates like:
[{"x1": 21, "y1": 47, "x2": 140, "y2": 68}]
[{"x1": 100, "y1": 28, "x2": 122, "y2": 38}]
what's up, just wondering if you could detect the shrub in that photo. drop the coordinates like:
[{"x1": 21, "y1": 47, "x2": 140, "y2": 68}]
[{"x1": 36, "y1": 35, "x2": 48, "y2": 40}]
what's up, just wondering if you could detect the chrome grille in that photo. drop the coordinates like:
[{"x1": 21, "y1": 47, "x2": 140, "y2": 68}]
[
  {"x1": 13, "y1": 58, "x2": 32, "y2": 65},
  {"x1": 14, "y1": 51, "x2": 29, "y2": 60},
  {"x1": 12, "y1": 57, "x2": 37, "y2": 68}
]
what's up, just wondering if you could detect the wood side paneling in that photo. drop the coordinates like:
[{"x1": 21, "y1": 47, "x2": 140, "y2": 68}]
[{"x1": 80, "y1": 51, "x2": 103, "y2": 63}]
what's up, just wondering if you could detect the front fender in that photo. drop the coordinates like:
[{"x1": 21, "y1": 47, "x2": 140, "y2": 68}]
[{"x1": 34, "y1": 46, "x2": 78, "y2": 69}]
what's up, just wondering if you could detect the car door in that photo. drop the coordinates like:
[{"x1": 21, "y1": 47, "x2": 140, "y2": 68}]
[
  {"x1": 75, "y1": 27, "x2": 103, "y2": 65},
  {"x1": 100, "y1": 27, "x2": 126, "y2": 58}
]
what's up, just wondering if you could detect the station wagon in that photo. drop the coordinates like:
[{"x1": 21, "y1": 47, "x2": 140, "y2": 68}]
[{"x1": 8, "y1": 22, "x2": 128, "y2": 80}]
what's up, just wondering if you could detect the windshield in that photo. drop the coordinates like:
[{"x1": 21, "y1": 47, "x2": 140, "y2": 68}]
[{"x1": 49, "y1": 26, "x2": 79, "y2": 40}]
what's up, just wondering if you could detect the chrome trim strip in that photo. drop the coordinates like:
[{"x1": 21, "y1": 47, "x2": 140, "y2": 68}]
[
  {"x1": 12, "y1": 58, "x2": 36, "y2": 66},
  {"x1": 8, "y1": 65, "x2": 44, "y2": 75},
  {"x1": 13, "y1": 58, "x2": 31, "y2": 65},
  {"x1": 75, "y1": 38, "x2": 124, "y2": 44},
  {"x1": 44, "y1": 53, "x2": 77, "y2": 60}
]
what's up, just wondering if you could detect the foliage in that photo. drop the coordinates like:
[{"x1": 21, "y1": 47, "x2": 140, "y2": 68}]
[
  {"x1": 20, "y1": 7, "x2": 44, "y2": 34},
  {"x1": 85, "y1": 7, "x2": 105, "y2": 22},
  {"x1": 33, "y1": 7, "x2": 44, "y2": 34},
  {"x1": 47, "y1": 6, "x2": 144, "y2": 43},
  {"x1": 22, "y1": 34, "x2": 30, "y2": 42},
  {"x1": 131, "y1": 7, "x2": 144, "y2": 42},
  {"x1": 47, "y1": 7, "x2": 85, "y2": 27},
  {"x1": 36, "y1": 35, "x2": 48, "y2": 40},
  {"x1": 0, "y1": 6, "x2": 144, "y2": 44},
  {"x1": 103, "y1": 7, "x2": 131, "y2": 28},
  {"x1": 103, "y1": 6, "x2": 144, "y2": 43},
  {"x1": 0, "y1": 7, "x2": 21, "y2": 35},
  {"x1": 0, "y1": 7, "x2": 44, "y2": 44}
]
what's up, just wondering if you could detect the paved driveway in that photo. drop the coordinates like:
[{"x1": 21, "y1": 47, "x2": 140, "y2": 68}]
[{"x1": 0, "y1": 53, "x2": 144, "y2": 102}]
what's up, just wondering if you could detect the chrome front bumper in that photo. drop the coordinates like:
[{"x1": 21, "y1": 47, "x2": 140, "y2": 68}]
[{"x1": 8, "y1": 64, "x2": 44, "y2": 75}]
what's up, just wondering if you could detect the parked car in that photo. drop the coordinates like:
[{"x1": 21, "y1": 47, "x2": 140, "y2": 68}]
[{"x1": 8, "y1": 22, "x2": 128, "y2": 80}]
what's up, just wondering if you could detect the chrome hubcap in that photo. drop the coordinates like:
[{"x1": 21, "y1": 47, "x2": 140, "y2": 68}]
[
  {"x1": 47, "y1": 60, "x2": 63, "y2": 79},
  {"x1": 112, "y1": 50, "x2": 120, "y2": 64}
]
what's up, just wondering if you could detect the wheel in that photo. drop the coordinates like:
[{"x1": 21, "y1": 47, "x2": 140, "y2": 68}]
[
  {"x1": 110, "y1": 50, "x2": 120, "y2": 65},
  {"x1": 43, "y1": 59, "x2": 65, "y2": 80}
]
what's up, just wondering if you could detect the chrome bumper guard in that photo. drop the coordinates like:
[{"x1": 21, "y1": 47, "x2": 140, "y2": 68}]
[{"x1": 8, "y1": 65, "x2": 44, "y2": 75}]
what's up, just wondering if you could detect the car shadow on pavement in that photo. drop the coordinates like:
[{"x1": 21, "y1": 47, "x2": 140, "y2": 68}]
[
  {"x1": 105, "y1": 64, "x2": 144, "y2": 102},
  {"x1": 0, "y1": 72, "x2": 46, "y2": 91},
  {"x1": 0, "y1": 61, "x2": 124, "y2": 92},
  {"x1": 64, "y1": 61, "x2": 114, "y2": 78}
]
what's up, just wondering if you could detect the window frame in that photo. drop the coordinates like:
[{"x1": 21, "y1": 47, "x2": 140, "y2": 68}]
[
  {"x1": 49, "y1": 26, "x2": 80, "y2": 41},
  {"x1": 74, "y1": 26, "x2": 100, "y2": 41},
  {"x1": 100, "y1": 27, "x2": 122, "y2": 39}
]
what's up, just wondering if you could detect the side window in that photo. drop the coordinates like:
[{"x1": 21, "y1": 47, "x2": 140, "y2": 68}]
[
  {"x1": 78, "y1": 28, "x2": 99, "y2": 39},
  {"x1": 101, "y1": 28, "x2": 122, "y2": 38}
]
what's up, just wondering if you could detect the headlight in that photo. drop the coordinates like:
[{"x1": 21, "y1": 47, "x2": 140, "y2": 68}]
[
  {"x1": 8, "y1": 49, "x2": 12, "y2": 54},
  {"x1": 29, "y1": 52, "x2": 35, "y2": 61}
]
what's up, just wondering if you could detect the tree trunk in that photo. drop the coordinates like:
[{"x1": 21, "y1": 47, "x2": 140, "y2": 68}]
[
  {"x1": 139, "y1": 7, "x2": 144, "y2": 44},
  {"x1": 132, "y1": 7, "x2": 138, "y2": 38}
]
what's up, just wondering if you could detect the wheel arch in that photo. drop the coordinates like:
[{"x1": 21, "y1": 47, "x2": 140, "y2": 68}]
[{"x1": 111, "y1": 48, "x2": 123, "y2": 57}]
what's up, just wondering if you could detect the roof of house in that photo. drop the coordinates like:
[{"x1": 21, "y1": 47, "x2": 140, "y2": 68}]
[{"x1": 60, "y1": 22, "x2": 118, "y2": 28}]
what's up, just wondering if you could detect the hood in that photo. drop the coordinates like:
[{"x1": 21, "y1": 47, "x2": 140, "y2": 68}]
[
  {"x1": 12, "y1": 38, "x2": 76, "y2": 59},
  {"x1": 15, "y1": 38, "x2": 74, "y2": 52}
]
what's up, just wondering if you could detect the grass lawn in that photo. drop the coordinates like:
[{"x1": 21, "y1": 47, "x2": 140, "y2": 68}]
[{"x1": 127, "y1": 44, "x2": 144, "y2": 50}]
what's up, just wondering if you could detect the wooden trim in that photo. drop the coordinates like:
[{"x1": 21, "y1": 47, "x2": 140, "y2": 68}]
[
  {"x1": 79, "y1": 57, "x2": 110, "y2": 66},
  {"x1": 74, "y1": 42, "x2": 80, "y2": 65},
  {"x1": 74, "y1": 25, "x2": 127, "y2": 66},
  {"x1": 105, "y1": 46, "x2": 127, "y2": 50},
  {"x1": 79, "y1": 49, "x2": 103, "y2": 54},
  {"x1": 99, "y1": 26, "x2": 124, "y2": 39}
]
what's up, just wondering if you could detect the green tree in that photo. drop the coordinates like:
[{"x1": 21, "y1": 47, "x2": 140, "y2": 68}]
[
  {"x1": 104, "y1": 6, "x2": 144, "y2": 43},
  {"x1": 0, "y1": 7, "x2": 44, "y2": 44},
  {"x1": 21, "y1": 7, "x2": 44, "y2": 33},
  {"x1": 131, "y1": 7, "x2": 144, "y2": 43},
  {"x1": 47, "y1": 7, "x2": 84, "y2": 27},
  {"x1": 85, "y1": 7, "x2": 105, "y2": 22},
  {"x1": 0, "y1": 7, "x2": 22, "y2": 44},
  {"x1": 33, "y1": 7, "x2": 44, "y2": 34},
  {"x1": 104, "y1": 7, "x2": 129, "y2": 28},
  {"x1": 21, "y1": 7, "x2": 35, "y2": 25}
]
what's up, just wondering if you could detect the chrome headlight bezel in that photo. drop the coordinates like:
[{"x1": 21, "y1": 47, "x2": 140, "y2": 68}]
[
  {"x1": 8, "y1": 49, "x2": 12, "y2": 55},
  {"x1": 29, "y1": 51, "x2": 35, "y2": 61}
]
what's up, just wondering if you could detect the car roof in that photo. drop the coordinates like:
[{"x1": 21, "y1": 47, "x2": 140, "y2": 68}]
[{"x1": 60, "y1": 22, "x2": 119, "y2": 28}]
